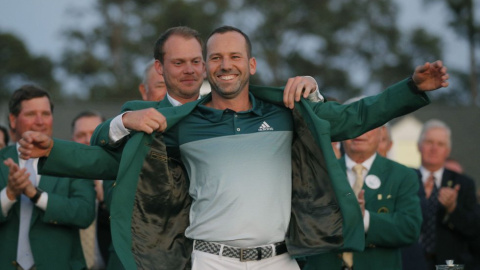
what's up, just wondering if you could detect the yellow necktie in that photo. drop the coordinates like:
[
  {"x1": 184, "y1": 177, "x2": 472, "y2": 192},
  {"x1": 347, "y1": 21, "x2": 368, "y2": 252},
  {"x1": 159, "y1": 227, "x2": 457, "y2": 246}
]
[
  {"x1": 80, "y1": 218, "x2": 96, "y2": 268},
  {"x1": 342, "y1": 164, "x2": 365, "y2": 268},
  {"x1": 352, "y1": 164, "x2": 365, "y2": 196}
]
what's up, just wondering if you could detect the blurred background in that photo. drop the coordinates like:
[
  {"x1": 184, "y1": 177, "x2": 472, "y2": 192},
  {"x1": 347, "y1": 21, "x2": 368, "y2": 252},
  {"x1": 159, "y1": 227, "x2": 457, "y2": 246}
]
[{"x1": 0, "y1": 0, "x2": 479, "y2": 187}]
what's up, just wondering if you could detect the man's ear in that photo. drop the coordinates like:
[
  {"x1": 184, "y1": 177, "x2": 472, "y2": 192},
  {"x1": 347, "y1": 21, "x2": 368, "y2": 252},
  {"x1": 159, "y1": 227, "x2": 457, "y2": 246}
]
[
  {"x1": 154, "y1": 60, "x2": 163, "y2": 75},
  {"x1": 249, "y1": 57, "x2": 257, "y2": 75},
  {"x1": 8, "y1": 114, "x2": 16, "y2": 132},
  {"x1": 138, "y1": 84, "x2": 147, "y2": 100}
]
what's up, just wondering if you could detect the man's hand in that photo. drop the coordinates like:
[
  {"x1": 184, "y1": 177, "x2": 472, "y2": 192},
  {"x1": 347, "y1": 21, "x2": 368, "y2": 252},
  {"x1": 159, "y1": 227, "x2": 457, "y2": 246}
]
[
  {"x1": 18, "y1": 131, "x2": 54, "y2": 159},
  {"x1": 4, "y1": 158, "x2": 32, "y2": 200},
  {"x1": 122, "y1": 108, "x2": 167, "y2": 134},
  {"x1": 357, "y1": 190, "x2": 365, "y2": 218},
  {"x1": 412, "y1": 60, "x2": 449, "y2": 91},
  {"x1": 283, "y1": 76, "x2": 318, "y2": 109},
  {"x1": 438, "y1": 184, "x2": 460, "y2": 213}
]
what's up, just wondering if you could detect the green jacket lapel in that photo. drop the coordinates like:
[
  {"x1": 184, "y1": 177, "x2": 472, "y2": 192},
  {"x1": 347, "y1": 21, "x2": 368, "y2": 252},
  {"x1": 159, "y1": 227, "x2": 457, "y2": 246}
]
[
  {"x1": 363, "y1": 156, "x2": 386, "y2": 203},
  {"x1": 0, "y1": 146, "x2": 21, "y2": 219},
  {"x1": 0, "y1": 146, "x2": 17, "y2": 188}
]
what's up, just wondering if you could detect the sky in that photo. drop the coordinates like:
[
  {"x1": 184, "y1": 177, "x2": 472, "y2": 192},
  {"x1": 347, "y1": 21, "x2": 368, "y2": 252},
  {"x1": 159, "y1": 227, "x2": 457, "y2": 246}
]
[
  {"x1": 0, "y1": 0, "x2": 475, "y2": 83},
  {"x1": 0, "y1": 0, "x2": 96, "y2": 60}
]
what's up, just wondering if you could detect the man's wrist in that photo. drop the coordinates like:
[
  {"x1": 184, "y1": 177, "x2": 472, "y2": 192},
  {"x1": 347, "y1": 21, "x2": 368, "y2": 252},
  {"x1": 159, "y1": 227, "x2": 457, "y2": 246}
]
[
  {"x1": 5, "y1": 188, "x2": 17, "y2": 201},
  {"x1": 407, "y1": 76, "x2": 421, "y2": 94},
  {"x1": 29, "y1": 187, "x2": 44, "y2": 204}
]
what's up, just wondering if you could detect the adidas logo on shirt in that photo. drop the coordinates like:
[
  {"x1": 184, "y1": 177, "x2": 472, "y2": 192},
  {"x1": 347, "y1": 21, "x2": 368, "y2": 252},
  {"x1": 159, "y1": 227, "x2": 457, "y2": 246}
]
[{"x1": 258, "y1": 121, "x2": 274, "y2": 131}]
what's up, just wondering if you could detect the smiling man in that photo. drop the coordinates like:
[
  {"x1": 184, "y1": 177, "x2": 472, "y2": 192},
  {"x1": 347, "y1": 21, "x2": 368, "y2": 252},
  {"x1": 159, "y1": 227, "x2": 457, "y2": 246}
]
[
  {"x1": 162, "y1": 26, "x2": 445, "y2": 270},
  {"x1": 0, "y1": 85, "x2": 95, "y2": 270}
]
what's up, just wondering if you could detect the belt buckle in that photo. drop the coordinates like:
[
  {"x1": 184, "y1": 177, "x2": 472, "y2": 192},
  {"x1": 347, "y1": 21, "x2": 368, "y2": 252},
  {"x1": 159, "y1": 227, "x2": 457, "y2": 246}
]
[{"x1": 239, "y1": 248, "x2": 255, "y2": 262}]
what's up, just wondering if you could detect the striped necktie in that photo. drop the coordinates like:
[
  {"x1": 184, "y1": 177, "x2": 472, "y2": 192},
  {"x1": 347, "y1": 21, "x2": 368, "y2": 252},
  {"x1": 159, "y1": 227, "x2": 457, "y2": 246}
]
[{"x1": 421, "y1": 173, "x2": 438, "y2": 253}]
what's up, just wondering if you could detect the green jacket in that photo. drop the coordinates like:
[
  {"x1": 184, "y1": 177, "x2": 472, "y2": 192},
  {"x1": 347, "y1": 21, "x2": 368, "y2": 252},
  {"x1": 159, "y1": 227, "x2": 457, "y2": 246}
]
[
  {"x1": 39, "y1": 80, "x2": 429, "y2": 269},
  {"x1": 100, "y1": 99, "x2": 172, "y2": 270},
  {"x1": 0, "y1": 145, "x2": 96, "y2": 270},
  {"x1": 304, "y1": 154, "x2": 422, "y2": 270}
]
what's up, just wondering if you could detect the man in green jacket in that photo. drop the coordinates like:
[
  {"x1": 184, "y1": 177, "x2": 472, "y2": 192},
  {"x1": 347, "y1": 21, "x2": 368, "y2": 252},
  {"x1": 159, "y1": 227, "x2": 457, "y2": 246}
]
[
  {"x1": 303, "y1": 111, "x2": 422, "y2": 270},
  {"x1": 0, "y1": 85, "x2": 96, "y2": 270},
  {"x1": 19, "y1": 26, "x2": 448, "y2": 270}
]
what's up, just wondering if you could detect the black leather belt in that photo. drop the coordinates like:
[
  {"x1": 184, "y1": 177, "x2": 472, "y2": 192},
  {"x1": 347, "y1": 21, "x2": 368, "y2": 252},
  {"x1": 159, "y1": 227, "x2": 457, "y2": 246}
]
[{"x1": 194, "y1": 240, "x2": 288, "y2": 262}]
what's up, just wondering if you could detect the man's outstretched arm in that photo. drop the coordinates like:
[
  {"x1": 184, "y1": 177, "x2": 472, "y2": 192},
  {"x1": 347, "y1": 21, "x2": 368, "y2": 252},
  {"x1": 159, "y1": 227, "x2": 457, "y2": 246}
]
[{"x1": 19, "y1": 131, "x2": 120, "y2": 180}]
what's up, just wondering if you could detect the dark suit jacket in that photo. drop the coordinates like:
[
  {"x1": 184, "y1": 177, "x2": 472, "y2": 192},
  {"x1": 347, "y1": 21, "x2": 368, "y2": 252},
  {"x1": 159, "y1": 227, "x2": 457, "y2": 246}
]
[
  {"x1": 0, "y1": 145, "x2": 96, "y2": 270},
  {"x1": 402, "y1": 168, "x2": 479, "y2": 270}
]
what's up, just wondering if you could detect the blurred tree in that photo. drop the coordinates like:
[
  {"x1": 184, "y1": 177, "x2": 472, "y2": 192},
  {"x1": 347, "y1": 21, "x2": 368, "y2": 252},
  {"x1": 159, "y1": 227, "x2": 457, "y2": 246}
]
[
  {"x1": 224, "y1": 0, "x2": 444, "y2": 101},
  {"x1": 0, "y1": 32, "x2": 58, "y2": 100},
  {"x1": 60, "y1": 0, "x2": 228, "y2": 101},
  {"x1": 59, "y1": 0, "x2": 448, "y2": 103},
  {"x1": 422, "y1": 0, "x2": 479, "y2": 106},
  {"x1": 443, "y1": 0, "x2": 478, "y2": 106}
]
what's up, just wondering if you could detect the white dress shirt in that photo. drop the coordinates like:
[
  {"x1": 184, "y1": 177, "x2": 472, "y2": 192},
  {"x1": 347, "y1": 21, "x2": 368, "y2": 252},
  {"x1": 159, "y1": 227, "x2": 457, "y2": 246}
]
[
  {"x1": 344, "y1": 154, "x2": 377, "y2": 232},
  {"x1": 1, "y1": 144, "x2": 48, "y2": 216}
]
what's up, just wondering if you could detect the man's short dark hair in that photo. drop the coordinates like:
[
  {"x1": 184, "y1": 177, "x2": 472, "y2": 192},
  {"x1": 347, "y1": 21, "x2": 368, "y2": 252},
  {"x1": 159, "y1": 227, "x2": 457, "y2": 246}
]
[
  {"x1": 153, "y1": 26, "x2": 203, "y2": 64},
  {"x1": 9, "y1": 84, "x2": 54, "y2": 117},
  {"x1": 0, "y1": 125, "x2": 9, "y2": 146},
  {"x1": 206, "y1": 26, "x2": 252, "y2": 58},
  {"x1": 71, "y1": 110, "x2": 105, "y2": 133}
]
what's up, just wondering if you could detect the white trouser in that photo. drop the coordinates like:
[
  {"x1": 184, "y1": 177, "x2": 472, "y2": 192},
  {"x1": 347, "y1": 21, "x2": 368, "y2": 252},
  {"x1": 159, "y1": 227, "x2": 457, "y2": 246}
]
[{"x1": 191, "y1": 249, "x2": 300, "y2": 270}]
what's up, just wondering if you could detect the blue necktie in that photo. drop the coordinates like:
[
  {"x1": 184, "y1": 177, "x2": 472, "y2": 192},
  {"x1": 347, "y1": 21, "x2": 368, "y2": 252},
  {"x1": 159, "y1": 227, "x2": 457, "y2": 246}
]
[{"x1": 16, "y1": 159, "x2": 36, "y2": 269}]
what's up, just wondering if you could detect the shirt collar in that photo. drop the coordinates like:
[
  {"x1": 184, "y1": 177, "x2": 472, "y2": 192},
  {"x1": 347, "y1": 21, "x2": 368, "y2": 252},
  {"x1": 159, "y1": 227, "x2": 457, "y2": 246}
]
[
  {"x1": 345, "y1": 153, "x2": 377, "y2": 173},
  {"x1": 419, "y1": 166, "x2": 444, "y2": 187},
  {"x1": 196, "y1": 92, "x2": 263, "y2": 122},
  {"x1": 166, "y1": 92, "x2": 201, "y2": 107}
]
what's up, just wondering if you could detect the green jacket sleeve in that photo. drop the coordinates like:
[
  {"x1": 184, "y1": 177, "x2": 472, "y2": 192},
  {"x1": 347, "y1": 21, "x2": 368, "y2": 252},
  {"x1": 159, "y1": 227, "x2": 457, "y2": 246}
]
[
  {"x1": 251, "y1": 79, "x2": 430, "y2": 142},
  {"x1": 309, "y1": 78, "x2": 430, "y2": 142},
  {"x1": 38, "y1": 139, "x2": 121, "y2": 180},
  {"x1": 42, "y1": 177, "x2": 97, "y2": 229}
]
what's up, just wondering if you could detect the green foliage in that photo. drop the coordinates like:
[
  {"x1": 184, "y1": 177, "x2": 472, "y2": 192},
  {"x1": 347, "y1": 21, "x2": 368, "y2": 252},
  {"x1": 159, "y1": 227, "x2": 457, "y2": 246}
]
[
  {"x1": 0, "y1": 32, "x2": 58, "y2": 100},
  {"x1": 424, "y1": 0, "x2": 479, "y2": 105},
  {"x1": 59, "y1": 0, "x2": 228, "y2": 101},
  {"x1": 57, "y1": 0, "x2": 472, "y2": 103}
]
